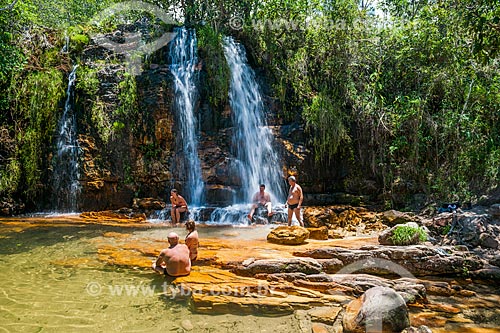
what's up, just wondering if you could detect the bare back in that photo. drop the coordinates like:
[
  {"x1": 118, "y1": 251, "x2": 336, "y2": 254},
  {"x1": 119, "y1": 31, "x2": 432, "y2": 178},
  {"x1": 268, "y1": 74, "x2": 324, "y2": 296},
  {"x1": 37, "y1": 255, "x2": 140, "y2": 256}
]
[{"x1": 160, "y1": 244, "x2": 191, "y2": 276}]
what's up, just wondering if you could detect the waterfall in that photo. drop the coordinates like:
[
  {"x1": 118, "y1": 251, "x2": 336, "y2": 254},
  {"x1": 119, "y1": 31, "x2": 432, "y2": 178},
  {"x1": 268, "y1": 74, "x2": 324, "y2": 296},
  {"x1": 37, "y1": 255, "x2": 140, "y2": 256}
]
[
  {"x1": 52, "y1": 65, "x2": 80, "y2": 212},
  {"x1": 223, "y1": 37, "x2": 285, "y2": 204},
  {"x1": 169, "y1": 27, "x2": 204, "y2": 206}
]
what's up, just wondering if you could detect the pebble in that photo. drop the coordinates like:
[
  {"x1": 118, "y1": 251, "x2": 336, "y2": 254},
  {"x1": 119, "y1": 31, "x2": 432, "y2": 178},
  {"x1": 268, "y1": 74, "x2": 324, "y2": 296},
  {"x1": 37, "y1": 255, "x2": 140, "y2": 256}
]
[{"x1": 181, "y1": 319, "x2": 194, "y2": 331}]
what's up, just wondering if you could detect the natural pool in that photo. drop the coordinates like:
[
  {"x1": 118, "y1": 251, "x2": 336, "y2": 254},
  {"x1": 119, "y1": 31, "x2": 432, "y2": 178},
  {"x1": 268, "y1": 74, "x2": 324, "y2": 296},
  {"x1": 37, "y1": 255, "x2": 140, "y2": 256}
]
[
  {"x1": 0, "y1": 216, "x2": 499, "y2": 333},
  {"x1": 0, "y1": 218, "x2": 303, "y2": 332}
]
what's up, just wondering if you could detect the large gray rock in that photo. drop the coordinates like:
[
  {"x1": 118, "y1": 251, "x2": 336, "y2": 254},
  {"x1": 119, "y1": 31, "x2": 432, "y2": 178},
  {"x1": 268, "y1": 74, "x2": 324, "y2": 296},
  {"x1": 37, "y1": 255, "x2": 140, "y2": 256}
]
[
  {"x1": 233, "y1": 258, "x2": 323, "y2": 277},
  {"x1": 343, "y1": 286, "x2": 410, "y2": 333},
  {"x1": 440, "y1": 212, "x2": 500, "y2": 249},
  {"x1": 489, "y1": 203, "x2": 500, "y2": 218}
]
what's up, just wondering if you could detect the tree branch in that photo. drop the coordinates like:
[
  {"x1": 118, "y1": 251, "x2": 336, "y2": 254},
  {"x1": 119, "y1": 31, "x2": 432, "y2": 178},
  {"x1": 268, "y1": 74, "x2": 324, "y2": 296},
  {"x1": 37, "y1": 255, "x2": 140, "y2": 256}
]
[{"x1": 0, "y1": 0, "x2": 19, "y2": 11}]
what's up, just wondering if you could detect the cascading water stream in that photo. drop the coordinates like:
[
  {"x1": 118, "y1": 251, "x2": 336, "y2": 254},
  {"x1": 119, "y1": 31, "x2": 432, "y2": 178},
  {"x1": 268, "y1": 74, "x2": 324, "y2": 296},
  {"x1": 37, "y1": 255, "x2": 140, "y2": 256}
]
[
  {"x1": 223, "y1": 37, "x2": 285, "y2": 204},
  {"x1": 52, "y1": 65, "x2": 80, "y2": 212},
  {"x1": 169, "y1": 27, "x2": 204, "y2": 206}
]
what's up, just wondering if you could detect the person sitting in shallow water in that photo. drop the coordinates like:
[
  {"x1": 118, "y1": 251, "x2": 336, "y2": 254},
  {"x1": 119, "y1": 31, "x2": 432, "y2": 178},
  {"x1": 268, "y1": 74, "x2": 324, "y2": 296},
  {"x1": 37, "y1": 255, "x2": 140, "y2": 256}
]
[
  {"x1": 248, "y1": 184, "x2": 273, "y2": 222},
  {"x1": 185, "y1": 220, "x2": 199, "y2": 261},
  {"x1": 170, "y1": 189, "x2": 188, "y2": 225},
  {"x1": 152, "y1": 232, "x2": 191, "y2": 277}
]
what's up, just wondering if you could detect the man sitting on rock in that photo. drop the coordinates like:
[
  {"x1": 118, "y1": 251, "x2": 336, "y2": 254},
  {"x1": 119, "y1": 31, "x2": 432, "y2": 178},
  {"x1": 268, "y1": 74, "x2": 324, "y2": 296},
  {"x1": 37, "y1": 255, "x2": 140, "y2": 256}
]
[
  {"x1": 248, "y1": 184, "x2": 273, "y2": 222},
  {"x1": 152, "y1": 232, "x2": 191, "y2": 277}
]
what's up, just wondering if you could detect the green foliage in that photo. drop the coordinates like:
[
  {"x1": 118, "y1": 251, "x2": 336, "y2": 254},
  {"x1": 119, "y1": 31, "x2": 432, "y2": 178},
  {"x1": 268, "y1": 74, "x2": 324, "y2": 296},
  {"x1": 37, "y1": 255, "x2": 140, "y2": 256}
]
[
  {"x1": 390, "y1": 225, "x2": 428, "y2": 245},
  {"x1": 11, "y1": 68, "x2": 64, "y2": 198},
  {"x1": 0, "y1": 31, "x2": 25, "y2": 115},
  {"x1": 112, "y1": 121, "x2": 125, "y2": 132},
  {"x1": 0, "y1": 0, "x2": 499, "y2": 209},
  {"x1": 303, "y1": 92, "x2": 350, "y2": 161},
  {"x1": 197, "y1": 25, "x2": 230, "y2": 111},
  {"x1": 76, "y1": 65, "x2": 99, "y2": 96},
  {"x1": 17, "y1": 0, "x2": 115, "y2": 29},
  {"x1": 117, "y1": 72, "x2": 138, "y2": 119},
  {"x1": 90, "y1": 100, "x2": 112, "y2": 144},
  {"x1": 69, "y1": 33, "x2": 90, "y2": 53},
  {"x1": 0, "y1": 158, "x2": 21, "y2": 195},
  {"x1": 139, "y1": 142, "x2": 160, "y2": 160}
]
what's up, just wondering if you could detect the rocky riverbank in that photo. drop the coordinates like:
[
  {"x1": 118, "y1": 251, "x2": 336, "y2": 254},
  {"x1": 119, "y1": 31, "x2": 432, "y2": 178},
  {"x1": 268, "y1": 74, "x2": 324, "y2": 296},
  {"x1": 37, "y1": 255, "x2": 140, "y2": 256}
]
[
  {"x1": 3, "y1": 202, "x2": 499, "y2": 332},
  {"x1": 88, "y1": 203, "x2": 500, "y2": 332}
]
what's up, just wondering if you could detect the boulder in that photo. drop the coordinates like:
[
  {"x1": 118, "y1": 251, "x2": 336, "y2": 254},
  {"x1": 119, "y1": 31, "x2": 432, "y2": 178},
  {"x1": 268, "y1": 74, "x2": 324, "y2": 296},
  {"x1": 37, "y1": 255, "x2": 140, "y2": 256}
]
[
  {"x1": 471, "y1": 267, "x2": 500, "y2": 284},
  {"x1": 489, "y1": 254, "x2": 500, "y2": 267},
  {"x1": 267, "y1": 226, "x2": 310, "y2": 245},
  {"x1": 303, "y1": 207, "x2": 336, "y2": 228},
  {"x1": 343, "y1": 286, "x2": 410, "y2": 333},
  {"x1": 378, "y1": 222, "x2": 428, "y2": 246},
  {"x1": 382, "y1": 210, "x2": 416, "y2": 226},
  {"x1": 490, "y1": 203, "x2": 500, "y2": 218},
  {"x1": 307, "y1": 226, "x2": 329, "y2": 240},
  {"x1": 441, "y1": 212, "x2": 500, "y2": 249},
  {"x1": 479, "y1": 233, "x2": 499, "y2": 249}
]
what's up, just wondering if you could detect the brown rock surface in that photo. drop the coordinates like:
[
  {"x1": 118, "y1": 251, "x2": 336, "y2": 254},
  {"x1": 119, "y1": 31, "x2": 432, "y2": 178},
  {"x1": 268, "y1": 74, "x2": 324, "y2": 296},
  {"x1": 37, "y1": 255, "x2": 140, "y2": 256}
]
[
  {"x1": 267, "y1": 226, "x2": 310, "y2": 245},
  {"x1": 308, "y1": 226, "x2": 329, "y2": 240}
]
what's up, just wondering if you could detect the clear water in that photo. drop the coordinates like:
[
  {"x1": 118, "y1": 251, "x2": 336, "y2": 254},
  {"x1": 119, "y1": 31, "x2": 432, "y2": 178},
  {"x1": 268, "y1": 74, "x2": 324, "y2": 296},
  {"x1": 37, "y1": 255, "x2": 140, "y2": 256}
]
[
  {"x1": 223, "y1": 37, "x2": 286, "y2": 205},
  {"x1": 0, "y1": 221, "x2": 300, "y2": 333},
  {"x1": 169, "y1": 27, "x2": 204, "y2": 206},
  {"x1": 52, "y1": 65, "x2": 81, "y2": 212}
]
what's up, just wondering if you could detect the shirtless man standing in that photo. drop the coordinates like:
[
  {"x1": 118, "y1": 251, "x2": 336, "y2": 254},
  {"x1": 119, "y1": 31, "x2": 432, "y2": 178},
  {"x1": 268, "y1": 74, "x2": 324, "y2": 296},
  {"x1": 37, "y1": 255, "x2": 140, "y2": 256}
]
[
  {"x1": 170, "y1": 189, "x2": 188, "y2": 225},
  {"x1": 152, "y1": 232, "x2": 191, "y2": 277},
  {"x1": 286, "y1": 176, "x2": 304, "y2": 227},
  {"x1": 248, "y1": 184, "x2": 273, "y2": 221}
]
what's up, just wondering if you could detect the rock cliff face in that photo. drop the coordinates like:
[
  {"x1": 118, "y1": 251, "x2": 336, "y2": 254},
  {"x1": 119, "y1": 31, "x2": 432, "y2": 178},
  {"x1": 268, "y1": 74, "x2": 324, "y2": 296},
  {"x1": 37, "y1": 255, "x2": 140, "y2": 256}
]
[{"x1": 51, "y1": 23, "x2": 349, "y2": 212}]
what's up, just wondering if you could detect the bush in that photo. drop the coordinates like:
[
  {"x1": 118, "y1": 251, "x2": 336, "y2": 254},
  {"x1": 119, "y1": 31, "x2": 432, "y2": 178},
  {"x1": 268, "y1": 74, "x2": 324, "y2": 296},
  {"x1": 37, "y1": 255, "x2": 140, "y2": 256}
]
[{"x1": 389, "y1": 225, "x2": 428, "y2": 245}]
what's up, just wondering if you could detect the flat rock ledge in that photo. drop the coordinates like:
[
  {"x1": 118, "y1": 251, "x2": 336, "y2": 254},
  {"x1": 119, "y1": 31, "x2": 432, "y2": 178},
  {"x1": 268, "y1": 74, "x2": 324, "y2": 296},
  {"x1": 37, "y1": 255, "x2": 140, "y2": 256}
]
[{"x1": 293, "y1": 244, "x2": 483, "y2": 276}]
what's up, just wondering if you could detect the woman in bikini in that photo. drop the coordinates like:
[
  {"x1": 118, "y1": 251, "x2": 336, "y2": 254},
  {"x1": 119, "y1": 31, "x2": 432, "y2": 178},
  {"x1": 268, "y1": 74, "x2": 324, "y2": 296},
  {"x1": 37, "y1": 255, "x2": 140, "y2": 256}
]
[
  {"x1": 170, "y1": 189, "x2": 188, "y2": 225},
  {"x1": 185, "y1": 220, "x2": 199, "y2": 261}
]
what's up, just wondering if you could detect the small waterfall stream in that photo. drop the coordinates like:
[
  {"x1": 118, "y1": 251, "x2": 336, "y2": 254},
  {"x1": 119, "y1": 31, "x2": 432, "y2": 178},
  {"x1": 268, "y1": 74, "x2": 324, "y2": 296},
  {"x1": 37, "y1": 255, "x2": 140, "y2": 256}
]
[
  {"x1": 169, "y1": 27, "x2": 204, "y2": 206},
  {"x1": 52, "y1": 65, "x2": 80, "y2": 212},
  {"x1": 223, "y1": 37, "x2": 285, "y2": 204}
]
